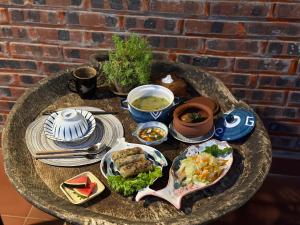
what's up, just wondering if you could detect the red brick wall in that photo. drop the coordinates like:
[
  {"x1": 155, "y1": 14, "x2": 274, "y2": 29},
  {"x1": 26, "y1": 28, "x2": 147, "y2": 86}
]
[{"x1": 0, "y1": 0, "x2": 299, "y2": 153}]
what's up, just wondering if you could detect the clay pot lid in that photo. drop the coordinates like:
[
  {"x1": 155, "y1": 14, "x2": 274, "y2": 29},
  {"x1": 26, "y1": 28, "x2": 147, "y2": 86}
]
[
  {"x1": 173, "y1": 102, "x2": 213, "y2": 127},
  {"x1": 186, "y1": 96, "x2": 219, "y2": 115},
  {"x1": 214, "y1": 108, "x2": 256, "y2": 141}
]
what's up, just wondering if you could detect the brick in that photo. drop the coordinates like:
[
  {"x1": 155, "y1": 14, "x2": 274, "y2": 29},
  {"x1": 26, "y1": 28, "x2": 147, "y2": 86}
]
[
  {"x1": 192, "y1": 56, "x2": 233, "y2": 71},
  {"x1": 125, "y1": 16, "x2": 181, "y2": 34},
  {"x1": 234, "y1": 58, "x2": 294, "y2": 74},
  {"x1": 288, "y1": 91, "x2": 300, "y2": 106},
  {"x1": 177, "y1": 54, "x2": 233, "y2": 71},
  {"x1": 0, "y1": 27, "x2": 12, "y2": 37},
  {"x1": 0, "y1": 87, "x2": 27, "y2": 101},
  {"x1": 32, "y1": 0, "x2": 83, "y2": 7},
  {"x1": 63, "y1": 47, "x2": 100, "y2": 62},
  {"x1": 71, "y1": 0, "x2": 82, "y2": 6},
  {"x1": 152, "y1": 51, "x2": 169, "y2": 61},
  {"x1": 11, "y1": 0, "x2": 25, "y2": 4},
  {"x1": 266, "y1": 121, "x2": 300, "y2": 136},
  {"x1": 205, "y1": 39, "x2": 264, "y2": 55},
  {"x1": 0, "y1": 26, "x2": 33, "y2": 41},
  {"x1": 146, "y1": 35, "x2": 203, "y2": 51},
  {"x1": 8, "y1": 9, "x2": 64, "y2": 25},
  {"x1": 184, "y1": 20, "x2": 243, "y2": 36},
  {"x1": 252, "y1": 105, "x2": 300, "y2": 120},
  {"x1": 150, "y1": 0, "x2": 204, "y2": 15},
  {"x1": 19, "y1": 74, "x2": 46, "y2": 86},
  {"x1": 58, "y1": 30, "x2": 70, "y2": 41},
  {"x1": 34, "y1": 27, "x2": 83, "y2": 44},
  {"x1": 231, "y1": 88, "x2": 286, "y2": 105},
  {"x1": 274, "y1": 3, "x2": 300, "y2": 20},
  {"x1": 90, "y1": 0, "x2": 104, "y2": 8},
  {"x1": 0, "y1": 73, "x2": 15, "y2": 86},
  {"x1": 210, "y1": 2, "x2": 271, "y2": 18},
  {"x1": 67, "y1": 12, "x2": 79, "y2": 25},
  {"x1": 0, "y1": 72, "x2": 46, "y2": 87},
  {"x1": 0, "y1": 42, "x2": 8, "y2": 57},
  {"x1": 78, "y1": 11, "x2": 120, "y2": 29},
  {"x1": 10, "y1": 43, "x2": 63, "y2": 60},
  {"x1": 89, "y1": 0, "x2": 146, "y2": 11},
  {"x1": 125, "y1": 17, "x2": 136, "y2": 29},
  {"x1": 258, "y1": 75, "x2": 300, "y2": 89},
  {"x1": 84, "y1": 31, "x2": 112, "y2": 47},
  {"x1": 245, "y1": 22, "x2": 300, "y2": 37},
  {"x1": 0, "y1": 59, "x2": 38, "y2": 71},
  {"x1": 126, "y1": 0, "x2": 142, "y2": 11},
  {"x1": 0, "y1": 8, "x2": 8, "y2": 24},
  {"x1": 32, "y1": 0, "x2": 46, "y2": 4},
  {"x1": 266, "y1": 41, "x2": 300, "y2": 56},
  {"x1": 10, "y1": 9, "x2": 24, "y2": 22},
  {"x1": 42, "y1": 61, "x2": 81, "y2": 74},
  {"x1": 210, "y1": 72, "x2": 257, "y2": 88},
  {"x1": 270, "y1": 135, "x2": 300, "y2": 150},
  {"x1": 106, "y1": 16, "x2": 118, "y2": 27},
  {"x1": 0, "y1": 113, "x2": 8, "y2": 124},
  {"x1": 110, "y1": 0, "x2": 123, "y2": 10},
  {"x1": 0, "y1": 100, "x2": 15, "y2": 112},
  {"x1": 164, "y1": 20, "x2": 175, "y2": 31}
]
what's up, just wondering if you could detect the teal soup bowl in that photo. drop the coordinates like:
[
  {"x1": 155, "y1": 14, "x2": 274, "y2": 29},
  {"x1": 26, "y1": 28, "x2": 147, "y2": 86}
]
[{"x1": 121, "y1": 85, "x2": 180, "y2": 123}]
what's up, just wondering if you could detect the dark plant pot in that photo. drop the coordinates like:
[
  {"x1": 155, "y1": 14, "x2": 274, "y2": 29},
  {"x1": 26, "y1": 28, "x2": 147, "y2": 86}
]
[
  {"x1": 89, "y1": 52, "x2": 109, "y2": 69},
  {"x1": 112, "y1": 81, "x2": 133, "y2": 95}
]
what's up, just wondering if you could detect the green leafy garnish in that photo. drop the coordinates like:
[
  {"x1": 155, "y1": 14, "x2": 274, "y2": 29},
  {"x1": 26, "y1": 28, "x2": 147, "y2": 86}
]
[
  {"x1": 203, "y1": 145, "x2": 232, "y2": 157},
  {"x1": 107, "y1": 166, "x2": 162, "y2": 196}
]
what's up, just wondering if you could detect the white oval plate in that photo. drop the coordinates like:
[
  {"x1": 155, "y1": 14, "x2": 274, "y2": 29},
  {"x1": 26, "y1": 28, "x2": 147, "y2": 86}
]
[{"x1": 100, "y1": 138, "x2": 168, "y2": 179}]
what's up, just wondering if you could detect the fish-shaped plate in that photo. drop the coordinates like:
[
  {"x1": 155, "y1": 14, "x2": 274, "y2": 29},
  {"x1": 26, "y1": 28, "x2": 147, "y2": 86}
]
[{"x1": 135, "y1": 139, "x2": 233, "y2": 209}]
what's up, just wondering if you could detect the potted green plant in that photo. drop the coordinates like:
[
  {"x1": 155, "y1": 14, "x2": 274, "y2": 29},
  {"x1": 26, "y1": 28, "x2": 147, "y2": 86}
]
[{"x1": 102, "y1": 34, "x2": 153, "y2": 94}]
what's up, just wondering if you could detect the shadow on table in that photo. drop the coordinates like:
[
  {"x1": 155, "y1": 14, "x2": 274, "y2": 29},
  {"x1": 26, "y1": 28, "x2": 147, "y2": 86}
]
[{"x1": 143, "y1": 149, "x2": 245, "y2": 214}]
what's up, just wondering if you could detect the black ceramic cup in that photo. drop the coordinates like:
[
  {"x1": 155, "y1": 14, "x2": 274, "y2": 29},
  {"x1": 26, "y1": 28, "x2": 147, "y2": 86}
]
[{"x1": 68, "y1": 66, "x2": 97, "y2": 99}]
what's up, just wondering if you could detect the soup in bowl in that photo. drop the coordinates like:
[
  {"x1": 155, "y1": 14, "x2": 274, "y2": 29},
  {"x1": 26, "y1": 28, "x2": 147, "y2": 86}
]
[{"x1": 121, "y1": 85, "x2": 179, "y2": 123}]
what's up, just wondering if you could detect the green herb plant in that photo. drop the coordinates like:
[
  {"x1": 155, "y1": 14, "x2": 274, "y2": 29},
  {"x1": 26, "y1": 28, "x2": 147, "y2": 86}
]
[{"x1": 102, "y1": 34, "x2": 152, "y2": 92}]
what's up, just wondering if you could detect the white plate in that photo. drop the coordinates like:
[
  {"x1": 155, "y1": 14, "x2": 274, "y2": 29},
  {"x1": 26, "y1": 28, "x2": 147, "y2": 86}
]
[
  {"x1": 25, "y1": 107, "x2": 124, "y2": 167},
  {"x1": 100, "y1": 138, "x2": 168, "y2": 179},
  {"x1": 169, "y1": 122, "x2": 215, "y2": 144}
]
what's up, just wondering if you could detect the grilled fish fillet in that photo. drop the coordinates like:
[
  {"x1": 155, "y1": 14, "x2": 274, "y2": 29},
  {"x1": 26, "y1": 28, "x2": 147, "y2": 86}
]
[
  {"x1": 111, "y1": 147, "x2": 143, "y2": 161},
  {"x1": 114, "y1": 153, "x2": 145, "y2": 168},
  {"x1": 119, "y1": 159, "x2": 153, "y2": 178}
]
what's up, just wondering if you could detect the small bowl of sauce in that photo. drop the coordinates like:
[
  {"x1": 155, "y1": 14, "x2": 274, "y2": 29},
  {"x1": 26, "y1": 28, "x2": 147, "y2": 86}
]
[{"x1": 133, "y1": 121, "x2": 168, "y2": 146}]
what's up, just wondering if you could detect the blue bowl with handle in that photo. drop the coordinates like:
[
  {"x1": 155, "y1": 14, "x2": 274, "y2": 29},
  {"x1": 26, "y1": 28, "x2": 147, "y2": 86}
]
[{"x1": 121, "y1": 84, "x2": 180, "y2": 123}]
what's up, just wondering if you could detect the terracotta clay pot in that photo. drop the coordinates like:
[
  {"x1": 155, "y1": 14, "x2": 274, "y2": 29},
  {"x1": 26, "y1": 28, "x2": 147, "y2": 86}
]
[
  {"x1": 186, "y1": 96, "x2": 220, "y2": 116},
  {"x1": 173, "y1": 102, "x2": 213, "y2": 138}
]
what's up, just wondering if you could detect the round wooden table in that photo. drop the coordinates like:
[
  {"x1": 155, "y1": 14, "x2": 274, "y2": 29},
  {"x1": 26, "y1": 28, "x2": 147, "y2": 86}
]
[{"x1": 2, "y1": 62, "x2": 272, "y2": 225}]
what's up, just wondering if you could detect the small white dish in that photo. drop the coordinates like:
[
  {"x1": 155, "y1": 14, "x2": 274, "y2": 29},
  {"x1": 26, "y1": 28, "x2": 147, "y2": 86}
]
[
  {"x1": 43, "y1": 109, "x2": 96, "y2": 142},
  {"x1": 132, "y1": 121, "x2": 168, "y2": 146},
  {"x1": 60, "y1": 171, "x2": 105, "y2": 205},
  {"x1": 169, "y1": 122, "x2": 215, "y2": 144}
]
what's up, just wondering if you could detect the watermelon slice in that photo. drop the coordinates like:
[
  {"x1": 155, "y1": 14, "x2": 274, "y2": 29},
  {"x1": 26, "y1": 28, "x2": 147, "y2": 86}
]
[
  {"x1": 74, "y1": 182, "x2": 97, "y2": 198},
  {"x1": 64, "y1": 175, "x2": 90, "y2": 187}
]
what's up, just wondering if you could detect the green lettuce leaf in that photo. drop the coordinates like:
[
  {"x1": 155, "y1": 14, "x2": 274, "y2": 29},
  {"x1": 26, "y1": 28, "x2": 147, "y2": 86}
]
[{"x1": 107, "y1": 166, "x2": 162, "y2": 196}]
